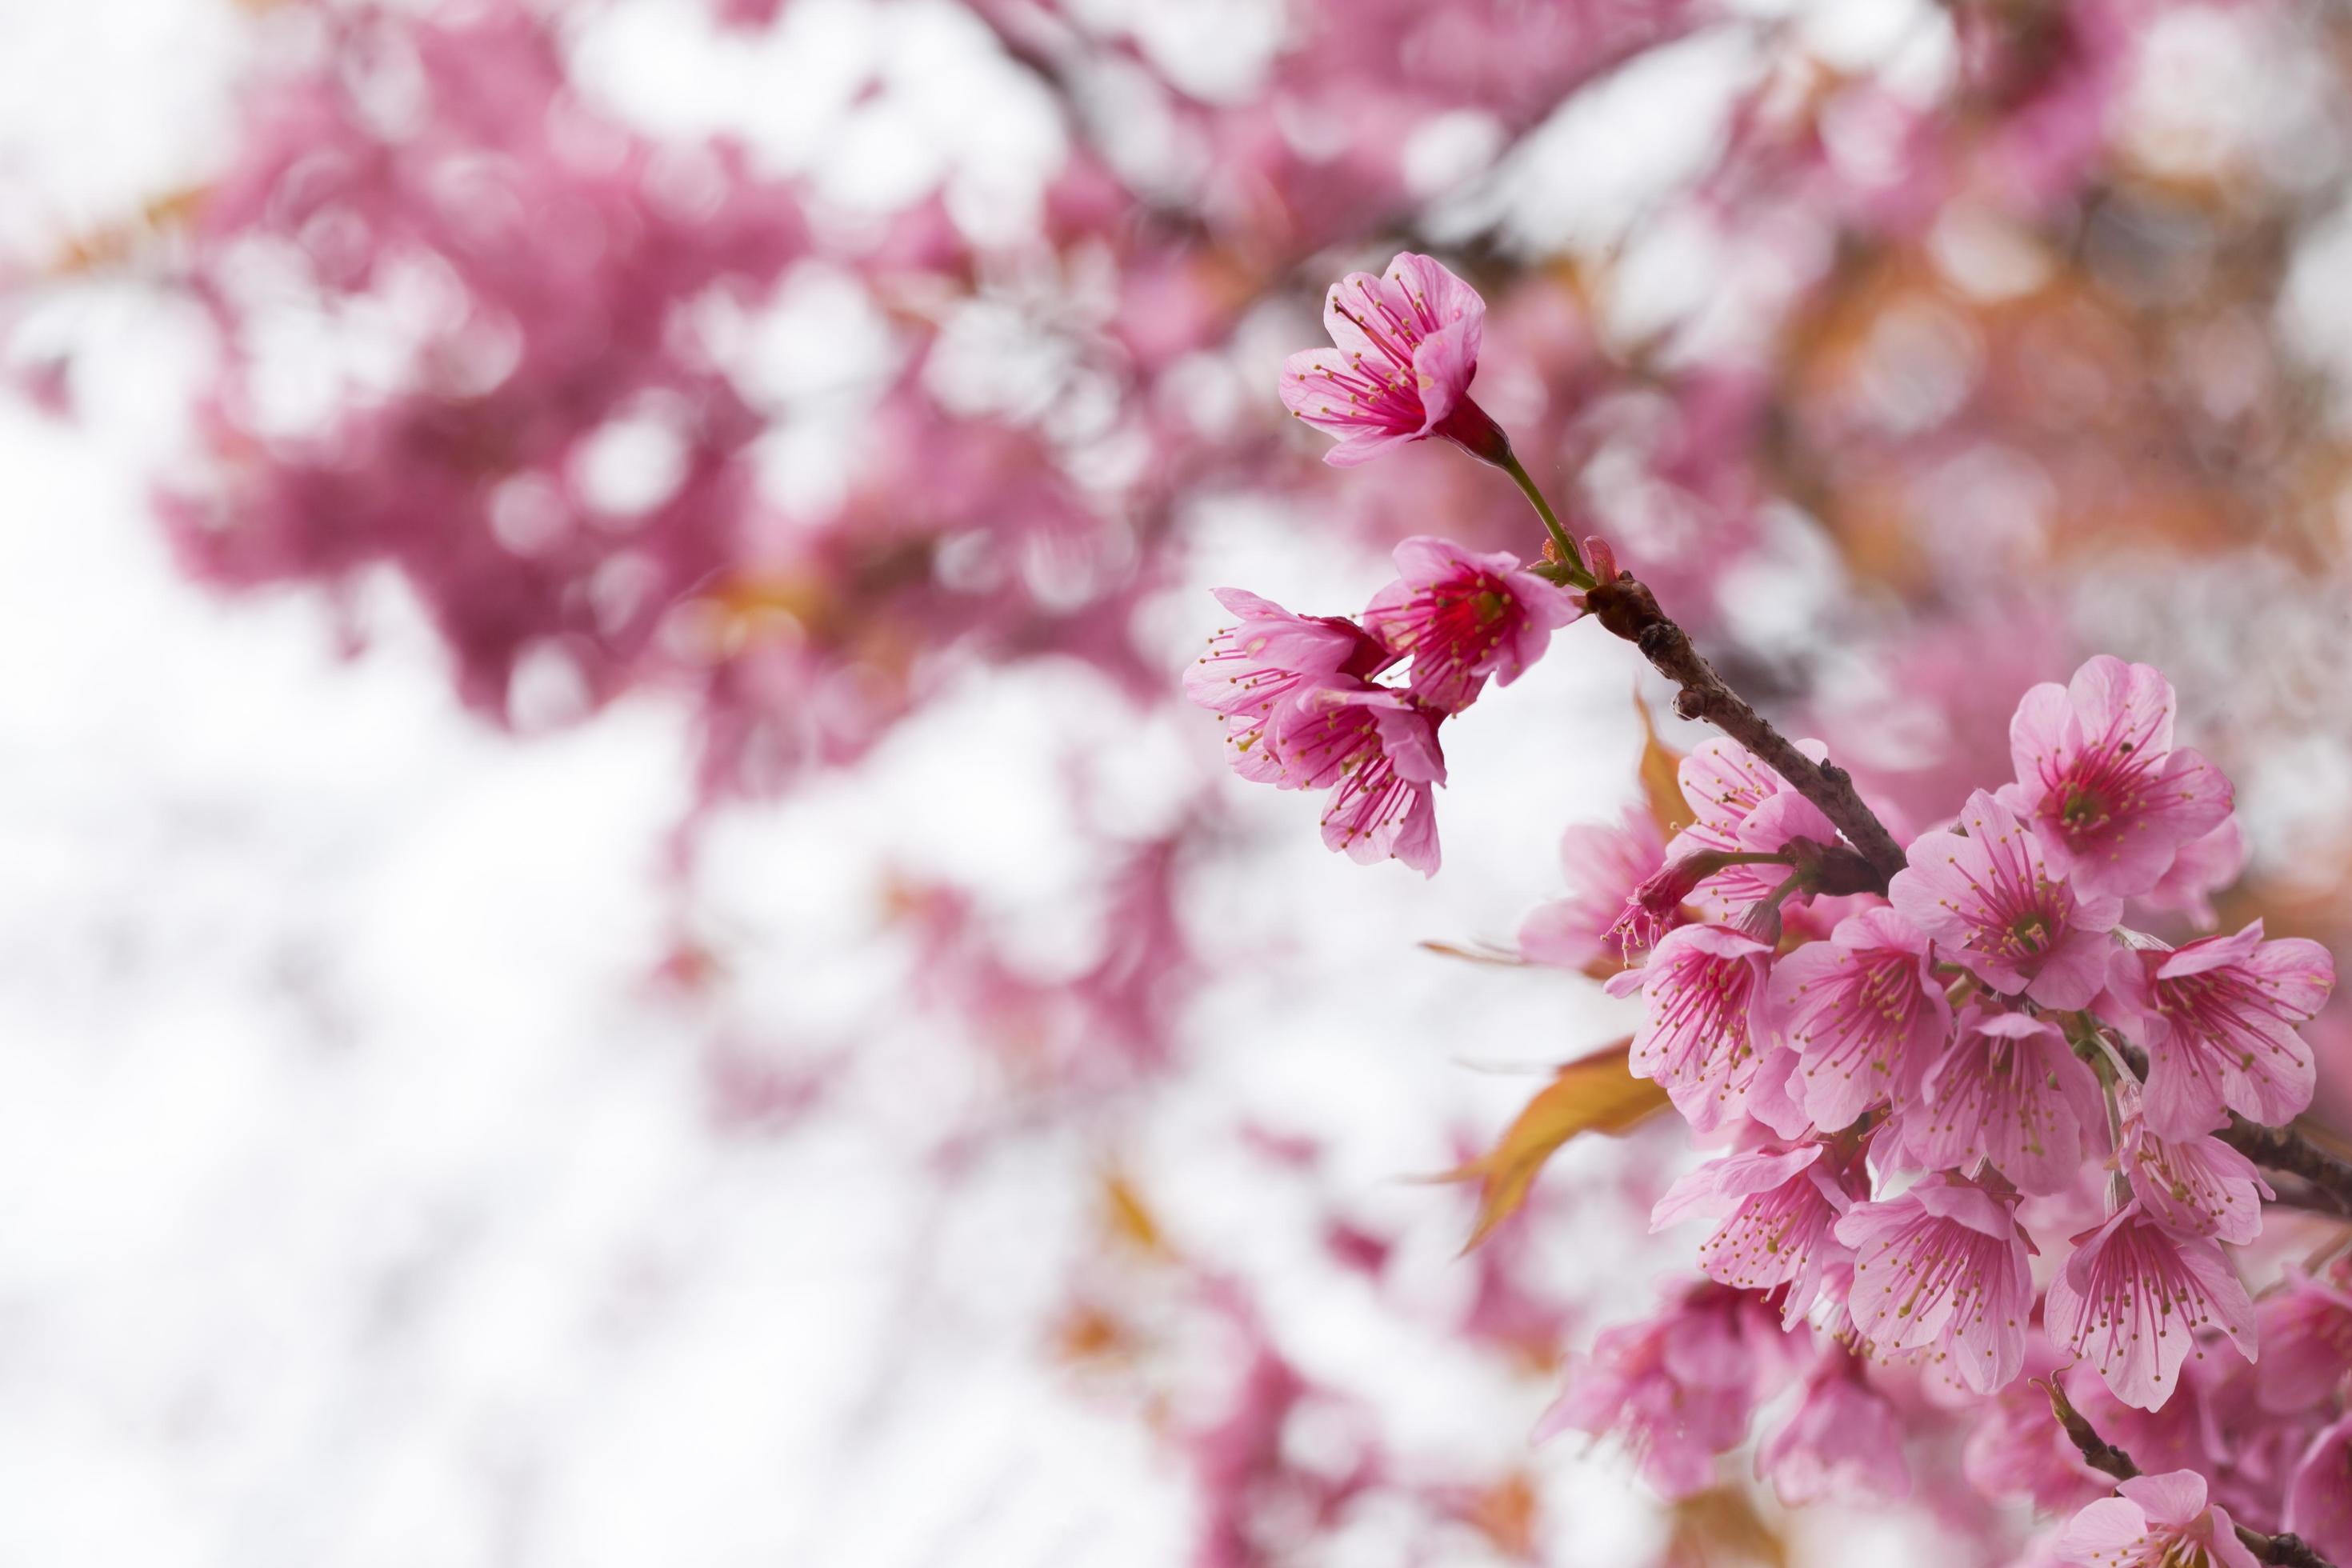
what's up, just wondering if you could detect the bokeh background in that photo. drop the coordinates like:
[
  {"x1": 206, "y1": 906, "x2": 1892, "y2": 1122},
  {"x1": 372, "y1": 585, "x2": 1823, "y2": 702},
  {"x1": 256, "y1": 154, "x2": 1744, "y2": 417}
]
[{"x1": 5, "y1": 0, "x2": 2351, "y2": 1562}]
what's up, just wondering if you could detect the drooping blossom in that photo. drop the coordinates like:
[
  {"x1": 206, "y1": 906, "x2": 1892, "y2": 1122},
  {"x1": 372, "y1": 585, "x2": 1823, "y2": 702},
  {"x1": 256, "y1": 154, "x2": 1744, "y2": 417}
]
[
  {"x1": 1623, "y1": 924, "x2": 1774, "y2": 1132},
  {"x1": 1535, "y1": 1284, "x2": 1793, "y2": 1499},
  {"x1": 1279, "y1": 254, "x2": 1510, "y2": 468},
  {"x1": 2286, "y1": 1414, "x2": 2352, "y2": 1566},
  {"x1": 1756, "y1": 1349, "x2": 1912, "y2": 1506},
  {"x1": 2043, "y1": 1202, "x2": 2256, "y2": 1412},
  {"x1": 1650, "y1": 1141, "x2": 1856, "y2": 1326},
  {"x1": 1890, "y1": 1009, "x2": 2106, "y2": 1195},
  {"x1": 1608, "y1": 852, "x2": 1718, "y2": 958},
  {"x1": 2254, "y1": 1268, "x2": 2352, "y2": 1414},
  {"x1": 1666, "y1": 738, "x2": 1842, "y2": 922},
  {"x1": 2119, "y1": 1100, "x2": 2272, "y2": 1246},
  {"x1": 1185, "y1": 588, "x2": 1395, "y2": 782},
  {"x1": 1518, "y1": 808, "x2": 1666, "y2": 972},
  {"x1": 2054, "y1": 1469, "x2": 2260, "y2": 1568},
  {"x1": 1834, "y1": 1173, "x2": 2036, "y2": 1395},
  {"x1": 1272, "y1": 683, "x2": 1447, "y2": 874},
  {"x1": 2138, "y1": 818, "x2": 2246, "y2": 931},
  {"x1": 1360, "y1": 537, "x2": 1579, "y2": 712},
  {"x1": 2001, "y1": 656, "x2": 2233, "y2": 900},
  {"x1": 1767, "y1": 905, "x2": 1953, "y2": 1130},
  {"x1": 1889, "y1": 790, "x2": 2122, "y2": 1008},
  {"x1": 2104, "y1": 920, "x2": 2334, "y2": 1138}
]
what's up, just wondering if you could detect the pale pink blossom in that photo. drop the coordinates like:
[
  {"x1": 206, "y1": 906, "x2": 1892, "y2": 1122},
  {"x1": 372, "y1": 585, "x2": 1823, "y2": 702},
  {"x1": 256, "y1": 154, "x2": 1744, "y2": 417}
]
[
  {"x1": 2055, "y1": 1468, "x2": 2260, "y2": 1568},
  {"x1": 1360, "y1": 536, "x2": 1579, "y2": 712},
  {"x1": 1518, "y1": 809, "x2": 1666, "y2": 972},
  {"x1": 2044, "y1": 1202, "x2": 2255, "y2": 1412},
  {"x1": 2254, "y1": 1270, "x2": 2352, "y2": 1414},
  {"x1": 2104, "y1": 920, "x2": 2334, "y2": 1138},
  {"x1": 2138, "y1": 818, "x2": 2246, "y2": 931},
  {"x1": 2120, "y1": 1103, "x2": 2272, "y2": 1246},
  {"x1": 1185, "y1": 588, "x2": 1395, "y2": 782},
  {"x1": 1965, "y1": 1340, "x2": 2108, "y2": 1514},
  {"x1": 1767, "y1": 905, "x2": 1954, "y2": 1130},
  {"x1": 1280, "y1": 254, "x2": 1509, "y2": 468},
  {"x1": 2286, "y1": 1414, "x2": 2352, "y2": 1566},
  {"x1": 1272, "y1": 683, "x2": 1446, "y2": 874},
  {"x1": 1890, "y1": 1009, "x2": 2106, "y2": 1195},
  {"x1": 2002, "y1": 656, "x2": 2233, "y2": 900},
  {"x1": 1757, "y1": 1350, "x2": 1912, "y2": 1506},
  {"x1": 1834, "y1": 1172, "x2": 2037, "y2": 1394},
  {"x1": 1650, "y1": 1141, "x2": 1856, "y2": 1326},
  {"x1": 1626, "y1": 924, "x2": 1775, "y2": 1133},
  {"x1": 1890, "y1": 790, "x2": 2123, "y2": 1008}
]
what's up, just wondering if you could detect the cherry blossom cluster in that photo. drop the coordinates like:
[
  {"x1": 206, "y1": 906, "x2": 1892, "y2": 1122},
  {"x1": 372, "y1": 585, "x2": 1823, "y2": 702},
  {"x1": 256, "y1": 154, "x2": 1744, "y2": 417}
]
[{"x1": 1203, "y1": 250, "x2": 2350, "y2": 1566}]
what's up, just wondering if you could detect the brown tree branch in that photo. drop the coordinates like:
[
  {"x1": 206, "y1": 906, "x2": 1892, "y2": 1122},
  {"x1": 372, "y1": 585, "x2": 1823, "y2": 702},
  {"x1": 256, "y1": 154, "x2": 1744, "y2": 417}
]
[{"x1": 2040, "y1": 1379, "x2": 2336, "y2": 1567}]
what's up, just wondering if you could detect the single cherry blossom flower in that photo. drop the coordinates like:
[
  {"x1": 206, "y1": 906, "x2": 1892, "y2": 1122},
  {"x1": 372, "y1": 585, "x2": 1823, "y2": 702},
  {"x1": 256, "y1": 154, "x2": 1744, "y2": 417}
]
[
  {"x1": 1667, "y1": 738, "x2": 1842, "y2": 922},
  {"x1": 1767, "y1": 905, "x2": 1954, "y2": 1131},
  {"x1": 1518, "y1": 808, "x2": 1666, "y2": 972},
  {"x1": 2002, "y1": 656, "x2": 2233, "y2": 900},
  {"x1": 2138, "y1": 818, "x2": 2246, "y2": 931},
  {"x1": 1890, "y1": 790, "x2": 2123, "y2": 1008},
  {"x1": 2254, "y1": 1268, "x2": 2352, "y2": 1414},
  {"x1": 1280, "y1": 254, "x2": 1510, "y2": 468},
  {"x1": 1835, "y1": 1172, "x2": 2037, "y2": 1395},
  {"x1": 2104, "y1": 919, "x2": 2334, "y2": 1138},
  {"x1": 1890, "y1": 1009, "x2": 2106, "y2": 1194},
  {"x1": 1650, "y1": 1140, "x2": 1857, "y2": 1326},
  {"x1": 1186, "y1": 588, "x2": 1394, "y2": 782},
  {"x1": 1536, "y1": 1284, "x2": 1792, "y2": 1499},
  {"x1": 1272, "y1": 682, "x2": 1447, "y2": 874},
  {"x1": 2119, "y1": 1098, "x2": 2272, "y2": 1246},
  {"x1": 1756, "y1": 1350, "x2": 1912, "y2": 1506},
  {"x1": 2044, "y1": 1201, "x2": 2256, "y2": 1412},
  {"x1": 1624, "y1": 924, "x2": 1775, "y2": 1133},
  {"x1": 2055, "y1": 1468, "x2": 2260, "y2": 1568},
  {"x1": 1360, "y1": 536, "x2": 1580, "y2": 712},
  {"x1": 2286, "y1": 1414, "x2": 2352, "y2": 1566}
]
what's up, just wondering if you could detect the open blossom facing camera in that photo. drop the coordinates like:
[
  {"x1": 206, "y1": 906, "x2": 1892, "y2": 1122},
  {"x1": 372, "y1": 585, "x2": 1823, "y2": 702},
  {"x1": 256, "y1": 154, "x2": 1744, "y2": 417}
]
[
  {"x1": 1361, "y1": 536, "x2": 1578, "y2": 712},
  {"x1": 1280, "y1": 254, "x2": 1510, "y2": 468},
  {"x1": 2104, "y1": 920, "x2": 2335, "y2": 1137},
  {"x1": 1766, "y1": 904, "x2": 1951, "y2": 1130},
  {"x1": 1890, "y1": 789, "x2": 2122, "y2": 1008}
]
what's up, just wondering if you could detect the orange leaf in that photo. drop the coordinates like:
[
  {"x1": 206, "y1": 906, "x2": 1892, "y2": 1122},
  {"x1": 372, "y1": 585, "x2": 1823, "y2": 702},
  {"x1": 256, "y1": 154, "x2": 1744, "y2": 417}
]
[
  {"x1": 1664, "y1": 1486, "x2": 1787, "y2": 1568},
  {"x1": 1441, "y1": 1040, "x2": 1669, "y2": 1251},
  {"x1": 1636, "y1": 695, "x2": 1694, "y2": 840}
]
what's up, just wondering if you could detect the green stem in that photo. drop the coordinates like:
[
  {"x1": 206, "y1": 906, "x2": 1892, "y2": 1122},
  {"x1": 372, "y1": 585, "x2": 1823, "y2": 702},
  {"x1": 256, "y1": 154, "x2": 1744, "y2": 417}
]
[{"x1": 1499, "y1": 452, "x2": 1594, "y2": 589}]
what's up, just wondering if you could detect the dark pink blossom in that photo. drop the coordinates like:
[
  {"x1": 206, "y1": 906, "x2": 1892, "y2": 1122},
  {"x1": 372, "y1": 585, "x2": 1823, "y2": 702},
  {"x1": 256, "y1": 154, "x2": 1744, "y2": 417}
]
[
  {"x1": 1272, "y1": 683, "x2": 1447, "y2": 874},
  {"x1": 1280, "y1": 254, "x2": 1508, "y2": 468},
  {"x1": 1185, "y1": 588, "x2": 1395, "y2": 783},
  {"x1": 1890, "y1": 790, "x2": 2123, "y2": 1008},
  {"x1": 2119, "y1": 1103, "x2": 2272, "y2": 1246},
  {"x1": 1757, "y1": 1350, "x2": 1912, "y2": 1506},
  {"x1": 2044, "y1": 1202, "x2": 2255, "y2": 1412},
  {"x1": 1890, "y1": 1009, "x2": 2106, "y2": 1195},
  {"x1": 1834, "y1": 1173, "x2": 2037, "y2": 1394},
  {"x1": 2055, "y1": 1468, "x2": 2260, "y2": 1568},
  {"x1": 2286, "y1": 1414, "x2": 2352, "y2": 1566},
  {"x1": 1518, "y1": 808, "x2": 1666, "y2": 972},
  {"x1": 1626, "y1": 924, "x2": 1774, "y2": 1133},
  {"x1": 1650, "y1": 1141, "x2": 1856, "y2": 1326},
  {"x1": 2001, "y1": 656, "x2": 2233, "y2": 900},
  {"x1": 2104, "y1": 920, "x2": 2334, "y2": 1138},
  {"x1": 1767, "y1": 905, "x2": 1953, "y2": 1131},
  {"x1": 1360, "y1": 536, "x2": 1579, "y2": 712}
]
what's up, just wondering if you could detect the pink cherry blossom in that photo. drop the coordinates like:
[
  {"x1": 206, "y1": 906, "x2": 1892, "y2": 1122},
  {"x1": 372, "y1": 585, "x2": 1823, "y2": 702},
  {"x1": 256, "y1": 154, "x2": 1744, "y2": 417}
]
[
  {"x1": 1535, "y1": 1284, "x2": 1791, "y2": 1499},
  {"x1": 1667, "y1": 738, "x2": 1842, "y2": 922},
  {"x1": 2002, "y1": 656, "x2": 2233, "y2": 900},
  {"x1": 1518, "y1": 808, "x2": 1666, "y2": 972},
  {"x1": 1757, "y1": 1350, "x2": 1912, "y2": 1506},
  {"x1": 1834, "y1": 1172, "x2": 2037, "y2": 1394},
  {"x1": 1186, "y1": 588, "x2": 1395, "y2": 782},
  {"x1": 1650, "y1": 1141, "x2": 1856, "y2": 1326},
  {"x1": 1360, "y1": 536, "x2": 1580, "y2": 712},
  {"x1": 1273, "y1": 683, "x2": 1447, "y2": 874},
  {"x1": 2286, "y1": 1414, "x2": 2352, "y2": 1566},
  {"x1": 2044, "y1": 1202, "x2": 2255, "y2": 1412},
  {"x1": 2104, "y1": 920, "x2": 2334, "y2": 1138},
  {"x1": 1627, "y1": 924, "x2": 1774, "y2": 1132},
  {"x1": 2138, "y1": 818, "x2": 2246, "y2": 931},
  {"x1": 1890, "y1": 1009, "x2": 2106, "y2": 1195},
  {"x1": 1966, "y1": 1339, "x2": 2109, "y2": 1514},
  {"x1": 1279, "y1": 254, "x2": 1509, "y2": 468},
  {"x1": 2255, "y1": 1270, "x2": 2352, "y2": 1414},
  {"x1": 2119, "y1": 1105, "x2": 2272, "y2": 1246},
  {"x1": 1767, "y1": 905, "x2": 1954, "y2": 1131},
  {"x1": 2055, "y1": 1468, "x2": 2260, "y2": 1568},
  {"x1": 1890, "y1": 789, "x2": 2123, "y2": 1008}
]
